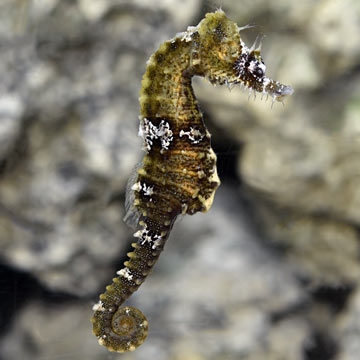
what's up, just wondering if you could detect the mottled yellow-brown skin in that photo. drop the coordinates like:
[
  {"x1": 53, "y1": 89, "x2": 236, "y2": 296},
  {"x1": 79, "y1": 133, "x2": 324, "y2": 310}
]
[{"x1": 91, "y1": 10, "x2": 292, "y2": 353}]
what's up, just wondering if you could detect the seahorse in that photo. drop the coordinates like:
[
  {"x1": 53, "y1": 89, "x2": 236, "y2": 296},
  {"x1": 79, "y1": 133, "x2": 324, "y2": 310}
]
[{"x1": 91, "y1": 9, "x2": 293, "y2": 352}]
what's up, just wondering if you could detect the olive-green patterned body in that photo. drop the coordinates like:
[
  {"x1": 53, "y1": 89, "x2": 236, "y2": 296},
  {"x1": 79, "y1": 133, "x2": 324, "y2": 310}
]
[{"x1": 92, "y1": 10, "x2": 293, "y2": 353}]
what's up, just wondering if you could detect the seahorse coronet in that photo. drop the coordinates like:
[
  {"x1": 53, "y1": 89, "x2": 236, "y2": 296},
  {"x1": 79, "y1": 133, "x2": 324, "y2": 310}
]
[{"x1": 91, "y1": 9, "x2": 292, "y2": 352}]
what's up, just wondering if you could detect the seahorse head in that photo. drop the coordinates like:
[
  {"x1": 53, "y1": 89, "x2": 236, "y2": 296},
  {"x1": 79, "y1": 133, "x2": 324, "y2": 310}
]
[{"x1": 196, "y1": 10, "x2": 293, "y2": 102}]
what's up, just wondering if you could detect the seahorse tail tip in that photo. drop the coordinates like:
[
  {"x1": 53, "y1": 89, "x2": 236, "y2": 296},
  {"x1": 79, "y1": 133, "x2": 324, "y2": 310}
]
[{"x1": 92, "y1": 305, "x2": 148, "y2": 352}]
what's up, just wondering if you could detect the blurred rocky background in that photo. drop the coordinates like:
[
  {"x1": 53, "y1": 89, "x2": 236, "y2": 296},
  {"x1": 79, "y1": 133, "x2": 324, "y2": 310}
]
[{"x1": 0, "y1": 0, "x2": 359, "y2": 359}]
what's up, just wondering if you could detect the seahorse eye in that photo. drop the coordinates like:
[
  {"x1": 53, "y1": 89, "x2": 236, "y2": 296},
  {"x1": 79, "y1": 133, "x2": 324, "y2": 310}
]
[{"x1": 254, "y1": 67, "x2": 264, "y2": 77}]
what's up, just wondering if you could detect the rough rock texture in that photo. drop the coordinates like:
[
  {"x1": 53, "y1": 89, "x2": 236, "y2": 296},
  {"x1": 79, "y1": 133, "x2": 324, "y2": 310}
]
[
  {"x1": 0, "y1": 186, "x2": 308, "y2": 360},
  {"x1": 195, "y1": 0, "x2": 360, "y2": 287},
  {"x1": 0, "y1": 0, "x2": 201, "y2": 295},
  {"x1": 1, "y1": 0, "x2": 360, "y2": 359},
  {"x1": 336, "y1": 288, "x2": 360, "y2": 360}
]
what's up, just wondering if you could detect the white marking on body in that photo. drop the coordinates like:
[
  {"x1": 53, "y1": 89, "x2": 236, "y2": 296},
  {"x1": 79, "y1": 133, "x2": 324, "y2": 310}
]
[
  {"x1": 133, "y1": 225, "x2": 163, "y2": 249},
  {"x1": 240, "y1": 39, "x2": 249, "y2": 53},
  {"x1": 197, "y1": 170, "x2": 206, "y2": 179},
  {"x1": 262, "y1": 77, "x2": 270, "y2": 88},
  {"x1": 177, "y1": 26, "x2": 198, "y2": 42},
  {"x1": 98, "y1": 338, "x2": 106, "y2": 346},
  {"x1": 131, "y1": 181, "x2": 154, "y2": 201},
  {"x1": 134, "y1": 226, "x2": 152, "y2": 245},
  {"x1": 117, "y1": 267, "x2": 134, "y2": 281},
  {"x1": 142, "y1": 183, "x2": 154, "y2": 196},
  {"x1": 258, "y1": 62, "x2": 266, "y2": 74},
  {"x1": 131, "y1": 181, "x2": 142, "y2": 192},
  {"x1": 92, "y1": 300, "x2": 106, "y2": 312},
  {"x1": 248, "y1": 60, "x2": 257, "y2": 73},
  {"x1": 179, "y1": 127, "x2": 204, "y2": 144},
  {"x1": 138, "y1": 118, "x2": 173, "y2": 152},
  {"x1": 152, "y1": 234, "x2": 162, "y2": 249}
]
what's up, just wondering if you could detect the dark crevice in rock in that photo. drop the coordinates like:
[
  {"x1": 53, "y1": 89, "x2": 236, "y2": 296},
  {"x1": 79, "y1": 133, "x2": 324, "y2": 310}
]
[
  {"x1": 310, "y1": 284, "x2": 353, "y2": 314},
  {"x1": 204, "y1": 114, "x2": 242, "y2": 185},
  {"x1": 213, "y1": 140, "x2": 241, "y2": 185},
  {"x1": 303, "y1": 331, "x2": 338, "y2": 360},
  {"x1": 269, "y1": 299, "x2": 310, "y2": 324},
  {"x1": 0, "y1": 263, "x2": 79, "y2": 337},
  {"x1": 0, "y1": 202, "x2": 53, "y2": 234}
]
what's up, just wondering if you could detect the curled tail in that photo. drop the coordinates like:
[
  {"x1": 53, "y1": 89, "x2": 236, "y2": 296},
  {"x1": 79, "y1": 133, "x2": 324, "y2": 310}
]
[{"x1": 91, "y1": 216, "x2": 176, "y2": 352}]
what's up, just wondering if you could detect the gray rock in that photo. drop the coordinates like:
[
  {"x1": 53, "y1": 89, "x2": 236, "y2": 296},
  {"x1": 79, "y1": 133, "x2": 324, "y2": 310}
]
[
  {"x1": 0, "y1": 0, "x2": 200, "y2": 296},
  {"x1": 145, "y1": 185, "x2": 306, "y2": 359},
  {"x1": 1, "y1": 0, "x2": 360, "y2": 358},
  {"x1": 337, "y1": 288, "x2": 360, "y2": 360},
  {"x1": 0, "y1": 94, "x2": 23, "y2": 158},
  {"x1": 0, "y1": 185, "x2": 307, "y2": 360},
  {"x1": 0, "y1": 301, "x2": 103, "y2": 360},
  {"x1": 192, "y1": 0, "x2": 360, "y2": 286}
]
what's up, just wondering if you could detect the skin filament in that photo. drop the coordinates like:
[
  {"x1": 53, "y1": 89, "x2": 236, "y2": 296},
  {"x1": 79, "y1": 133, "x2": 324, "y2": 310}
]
[{"x1": 91, "y1": 9, "x2": 292, "y2": 352}]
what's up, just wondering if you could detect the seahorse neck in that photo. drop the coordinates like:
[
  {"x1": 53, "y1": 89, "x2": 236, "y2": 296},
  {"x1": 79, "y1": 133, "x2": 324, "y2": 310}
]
[{"x1": 139, "y1": 39, "x2": 202, "y2": 127}]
